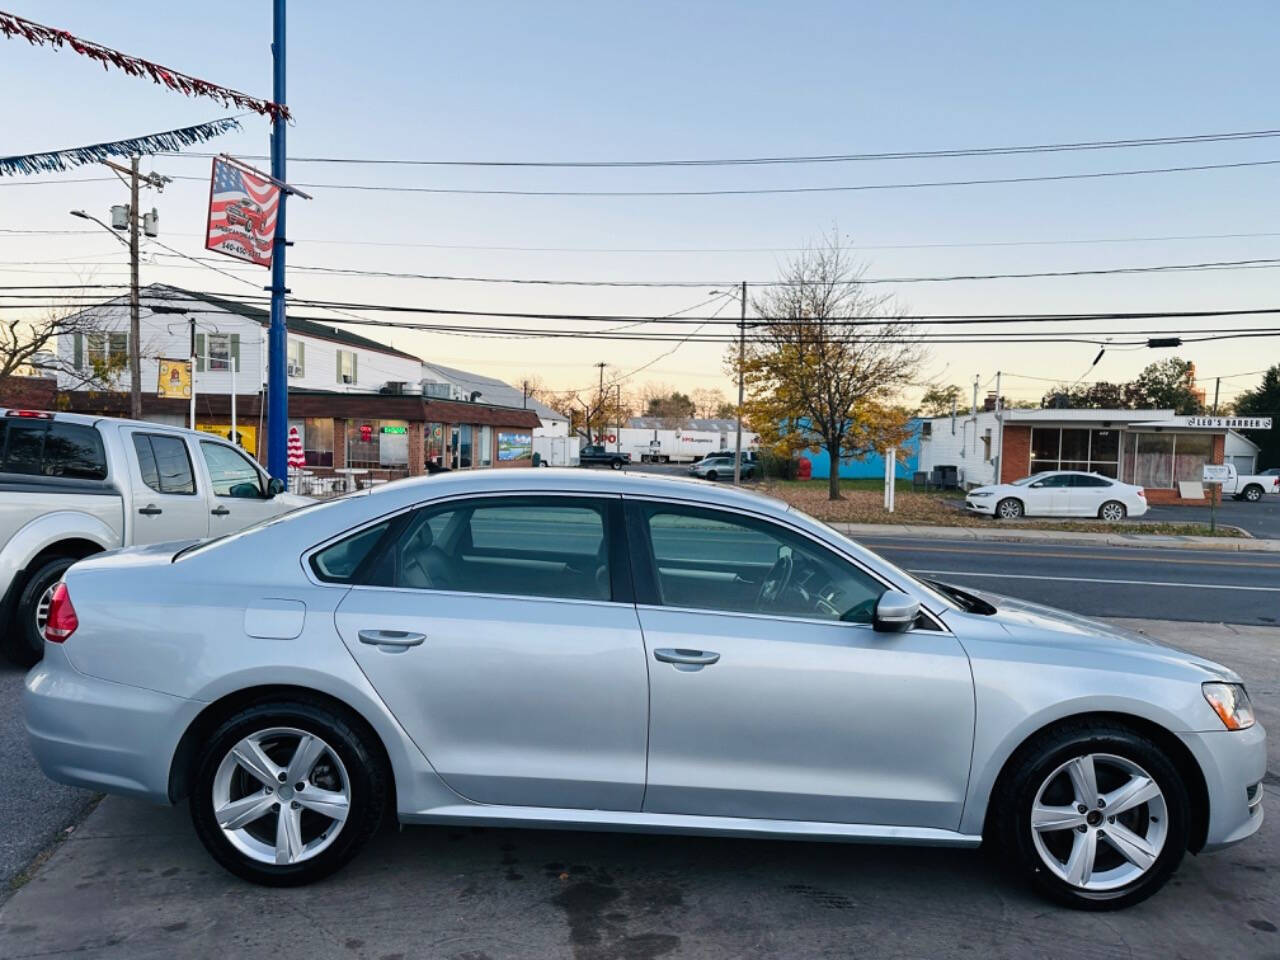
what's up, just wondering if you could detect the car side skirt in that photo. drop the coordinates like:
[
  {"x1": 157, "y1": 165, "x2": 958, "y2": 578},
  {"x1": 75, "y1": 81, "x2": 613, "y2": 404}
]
[{"x1": 400, "y1": 804, "x2": 983, "y2": 847}]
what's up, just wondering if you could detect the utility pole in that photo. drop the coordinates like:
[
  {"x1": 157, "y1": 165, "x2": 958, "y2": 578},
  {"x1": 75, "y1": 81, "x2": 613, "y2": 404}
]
[
  {"x1": 266, "y1": 0, "x2": 290, "y2": 485},
  {"x1": 127, "y1": 156, "x2": 142, "y2": 420},
  {"x1": 993, "y1": 370, "x2": 1002, "y2": 483},
  {"x1": 522, "y1": 379, "x2": 529, "y2": 409},
  {"x1": 593, "y1": 361, "x2": 606, "y2": 444},
  {"x1": 1213, "y1": 377, "x2": 1221, "y2": 416},
  {"x1": 734, "y1": 280, "x2": 746, "y2": 486},
  {"x1": 616, "y1": 383, "x2": 622, "y2": 452}
]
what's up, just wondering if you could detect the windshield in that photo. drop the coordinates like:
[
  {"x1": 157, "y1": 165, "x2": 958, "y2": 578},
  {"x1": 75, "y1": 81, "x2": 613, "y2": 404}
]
[{"x1": 1010, "y1": 475, "x2": 1037, "y2": 486}]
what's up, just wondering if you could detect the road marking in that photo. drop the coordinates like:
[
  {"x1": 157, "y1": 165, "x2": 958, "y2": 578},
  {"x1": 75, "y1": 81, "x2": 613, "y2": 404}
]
[
  {"x1": 871, "y1": 543, "x2": 1280, "y2": 569},
  {"x1": 909, "y1": 568, "x2": 1280, "y2": 592}
]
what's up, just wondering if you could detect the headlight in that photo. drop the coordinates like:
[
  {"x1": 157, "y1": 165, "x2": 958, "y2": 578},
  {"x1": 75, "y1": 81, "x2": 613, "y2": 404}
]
[
  {"x1": 969, "y1": 491, "x2": 993, "y2": 498},
  {"x1": 1203, "y1": 682, "x2": 1256, "y2": 730}
]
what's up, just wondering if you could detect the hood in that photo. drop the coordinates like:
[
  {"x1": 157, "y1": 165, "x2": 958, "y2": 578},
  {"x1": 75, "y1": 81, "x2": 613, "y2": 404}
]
[{"x1": 943, "y1": 584, "x2": 1242, "y2": 683}]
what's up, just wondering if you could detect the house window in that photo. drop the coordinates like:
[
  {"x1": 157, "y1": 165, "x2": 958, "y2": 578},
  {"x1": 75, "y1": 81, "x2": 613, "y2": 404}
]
[
  {"x1": 287, "y1": 339, "x2": 305, "y2": 377},
  {"x1": 337, "y1": 350, "x2": 357, "y2": 385},
  {"x1": 1029, "y1": 427, "x2": 1121, "y2": 479},
  {"x1": 208, "y1": 334, "x2": 232, "y2": 372},
  {"x1": 982, "y1": 428, "x2": 992, "y2": 462},
  {"x1": 85, "y1": 332, "x2": 128, "y2": 369}
]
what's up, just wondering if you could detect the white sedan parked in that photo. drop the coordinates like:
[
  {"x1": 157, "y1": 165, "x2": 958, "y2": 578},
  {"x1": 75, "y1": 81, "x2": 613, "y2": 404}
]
[{"x1": 966, "y1": 471, "x2": 1148, "y2": 521}]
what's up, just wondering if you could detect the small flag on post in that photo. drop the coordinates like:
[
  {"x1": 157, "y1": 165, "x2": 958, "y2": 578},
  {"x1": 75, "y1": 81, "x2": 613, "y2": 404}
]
[
  {"x1": 156, "y1": 359, "x2": 192, "y2": 398},
  {"x1": 287, "y1": 426, "x2": 305, "y2": 469},
  {"x1": 206, "y1": 157, "x2": 281, "y2": 267}
]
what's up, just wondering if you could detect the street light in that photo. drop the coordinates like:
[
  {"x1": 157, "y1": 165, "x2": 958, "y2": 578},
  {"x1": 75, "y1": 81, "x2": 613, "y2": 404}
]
[{"x1": 69, "y1": 209, "x2": 128, "y2": 248}]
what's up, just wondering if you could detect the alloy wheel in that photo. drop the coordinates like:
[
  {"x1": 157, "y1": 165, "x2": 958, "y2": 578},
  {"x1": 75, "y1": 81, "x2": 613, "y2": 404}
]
[
  {"x1": 998, "y1": 499, "x2": 1022, "y2": 519},
  {"x1": 1030, "y1": 752, "x2": 1167, "y2": 891},
  {"x1": 34, "y1": 582, "x2": 56, "y2": 636},
  {"x1": 211, "y1": 726, "x2": 351, "y2": 866},
  {"x1": 1100, "y1": 502, "x2": 1125, "y2": 522}
]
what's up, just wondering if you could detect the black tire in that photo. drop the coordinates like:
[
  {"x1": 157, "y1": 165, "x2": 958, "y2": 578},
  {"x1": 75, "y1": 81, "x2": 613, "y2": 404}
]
[
  {"x1": 1243, "y1": 484, "x2": 1263, "y2": 502},
  {"x1": 989, "y1": 720, "x2": 1190, "y2": 910},
  {"x1": 705, "y1": 470, "x2": 718, "y2": 482},
  {"x1": 610, "y1": 459, "x2": 623, "y2": 471},
  {"x1": 3, "y1": 555, "x2": 76, "y2": 668},
  {"x1": 189, "y1": 698, "x2": 387, "y2": 886},
  {"x1": 1098, "y1": 500, "x2": 1127, "y2": 522},
  {"x1": 995, "y1": 497, "x2": 1023, "y2": 520}
]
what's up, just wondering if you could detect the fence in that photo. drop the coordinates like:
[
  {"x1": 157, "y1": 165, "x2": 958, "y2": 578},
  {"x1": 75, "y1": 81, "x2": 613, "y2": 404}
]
[{"x1": 289, "y1": 467, "x2": 411, "y2": 499}]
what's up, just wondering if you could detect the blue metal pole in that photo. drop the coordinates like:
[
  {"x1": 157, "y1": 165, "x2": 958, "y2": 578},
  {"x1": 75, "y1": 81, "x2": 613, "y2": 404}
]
[{"x1": 266, "y1": 0, "x2": 289, "y2": 484}]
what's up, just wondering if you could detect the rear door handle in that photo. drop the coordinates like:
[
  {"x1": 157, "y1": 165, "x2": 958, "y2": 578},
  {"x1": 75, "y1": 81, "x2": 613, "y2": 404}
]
[
  {"x1": 358, "y1": 629, "x2": 426, "y2": 648},
  {"x1": 138, "y1": 505, "x2": 163, "y2": 516},
  {"x1": 211, "y1": 506, "x2": 231, "y2": 516},
  {"x1": 654, "y1": 648, "x2": 720, "y2": 666}
]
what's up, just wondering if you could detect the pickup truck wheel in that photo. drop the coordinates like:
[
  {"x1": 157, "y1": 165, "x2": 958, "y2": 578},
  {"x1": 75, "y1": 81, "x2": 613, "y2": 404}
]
[
  {"x1": 1243, "y1": 484, "x2": 1263, "y2": 502},
  {"x1": 4, "y1": 555, "x2": 76, "y2": 667},
  {"x1": 610, "y1": 460, "x2": 623, "y2": 471}
]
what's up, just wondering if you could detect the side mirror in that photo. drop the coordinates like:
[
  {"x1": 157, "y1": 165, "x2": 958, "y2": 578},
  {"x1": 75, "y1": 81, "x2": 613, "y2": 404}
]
[
  {"x1": 873, "y1": 590, "x2": 920, "y2": 633},
  {"x1": 266, "y1": 476, "x2": 286, "y2": 498},
  {"x1": 1030, "y1": 481, "x2": 1045, "y2": 488}
]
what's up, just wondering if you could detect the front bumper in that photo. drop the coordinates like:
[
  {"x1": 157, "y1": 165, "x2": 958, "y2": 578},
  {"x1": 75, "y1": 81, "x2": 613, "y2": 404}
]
[
  {"x1": 965, "y1": 497, "x2": 996, "y2": 514},
  {"x1": 24, "y1": 644, "x2": 195, "y2": 804},
  {"x1": 1179, "y1": 721, "x2": 1267, "y2": 852}
]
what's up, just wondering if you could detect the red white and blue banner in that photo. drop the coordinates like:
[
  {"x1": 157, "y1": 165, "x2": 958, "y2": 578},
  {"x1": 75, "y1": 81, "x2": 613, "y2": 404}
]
[{"x1": 205, "y1": 157, "x2": 281, "y2": 268}]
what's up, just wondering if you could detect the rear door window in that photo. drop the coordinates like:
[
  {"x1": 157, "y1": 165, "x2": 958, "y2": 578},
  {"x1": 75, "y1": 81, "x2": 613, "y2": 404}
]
[
  {"x1": 3, "y1": 420, "x2": 47, "y2": 475},
  {"x1": 0, "y1": 420, "x2": 106, "y2": 480},
  {"x1": 132, "y1": 433, "x2": 197, "y2": 495}
]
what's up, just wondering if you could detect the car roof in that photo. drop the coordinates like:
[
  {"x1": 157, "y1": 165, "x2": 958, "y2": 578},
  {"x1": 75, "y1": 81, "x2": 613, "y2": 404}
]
[{"x1": 0, "y1": 408, "x2": 206, "y2": 437}]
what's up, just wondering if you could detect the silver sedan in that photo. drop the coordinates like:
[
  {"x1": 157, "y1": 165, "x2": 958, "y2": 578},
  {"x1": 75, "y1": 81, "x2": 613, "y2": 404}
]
[{"x1": 24, "y1": 470, "x2": 1264, "y2": 908}]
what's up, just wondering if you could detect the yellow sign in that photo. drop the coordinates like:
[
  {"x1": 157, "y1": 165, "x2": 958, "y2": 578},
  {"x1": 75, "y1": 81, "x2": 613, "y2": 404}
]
[
  {"x1": 196, "y1": 423, "x2": 257, "y2": 455},
  {"x1": 157, "y1": 359, "x2": 192, "y2": 398}
]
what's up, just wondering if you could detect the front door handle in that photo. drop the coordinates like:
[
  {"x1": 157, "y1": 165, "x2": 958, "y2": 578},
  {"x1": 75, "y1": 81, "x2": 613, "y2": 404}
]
[
  {"x1": 654, "y1": 648, "x2": 720, "y2": 666},
  {"x1": 138, "y1": 505, "x2": 163, "y2": 516},
  {"x1": 211, "y1": 506, "x2": 231, "y2": 516},
  {"x1": 358, "y1": 629, "x2": 426, "y2": 649}
]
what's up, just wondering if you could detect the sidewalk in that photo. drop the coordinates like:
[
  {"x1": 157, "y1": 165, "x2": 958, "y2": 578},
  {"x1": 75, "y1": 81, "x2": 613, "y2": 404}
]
[{"x1": 833, "y1": 522, "x2": 1280, "y2": 552}]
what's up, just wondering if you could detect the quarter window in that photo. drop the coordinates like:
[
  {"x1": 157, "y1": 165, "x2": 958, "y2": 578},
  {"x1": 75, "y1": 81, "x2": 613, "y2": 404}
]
[
  {"x1": 0, "y1": 421, "x2": 107, "y2": 480},
  {"x1": 638, "y1": 504, "x2": 886, "y2": 623},
  {"x1": 133, "y1": 433, "x2": 196, "y2": 494}
]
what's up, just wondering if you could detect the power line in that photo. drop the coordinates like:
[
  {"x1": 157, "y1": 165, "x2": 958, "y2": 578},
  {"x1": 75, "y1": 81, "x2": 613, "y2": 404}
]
[
  {"x1": 152, "y1": 126, "x2": 1280, "y2": 168},
  {"x1": 145, "y1": 252, "x2": 1280, "y2": 287},
  {"x1": 149, "y1": 158, "x2": 1280, "y2": 197}
]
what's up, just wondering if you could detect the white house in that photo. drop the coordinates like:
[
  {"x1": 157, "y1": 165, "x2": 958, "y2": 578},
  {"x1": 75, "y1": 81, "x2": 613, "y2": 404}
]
[{"x1": 57, "y1": 284, "x2": 424, "y2": 400}]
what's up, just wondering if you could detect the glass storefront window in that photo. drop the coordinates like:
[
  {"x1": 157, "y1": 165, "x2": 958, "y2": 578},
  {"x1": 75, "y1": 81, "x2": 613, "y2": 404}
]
[
  {"x1": 1030, "y1": 428, "x2": 1060, "y2": 472},
  {"x1": 1029, "y1": 427, "x2": 1122, "y2": 477},
  {"x1": 425, "y1": 422, "x2": 446, "y2": 469},
  {"x1": 459, "y1": 424, "x2": 473, "y2": 468},
  {"x1": 477, "y1": 425, "x2": 492, "y2": 467},
  {"x1": 1130, "y1": 433, "x2": 1175, "y2": 489},
  {"x1": 1172, "y1": 433, "x2": 1213, "y2": 485},
  {"x1": 303, "y1": 418, "x2": 333, "y2": 467},
  {"x1": 1060, "y1": 428, "x2": 1090, "y2": 462},
  {"x1": 378, "y1": 421, "x2": 409, "y2": 467}
]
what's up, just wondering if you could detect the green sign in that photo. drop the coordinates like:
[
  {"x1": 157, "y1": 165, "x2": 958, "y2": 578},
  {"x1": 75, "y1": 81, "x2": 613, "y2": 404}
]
[{"x1": 381, "y1": 426, "x2": 407, "y2": 435}]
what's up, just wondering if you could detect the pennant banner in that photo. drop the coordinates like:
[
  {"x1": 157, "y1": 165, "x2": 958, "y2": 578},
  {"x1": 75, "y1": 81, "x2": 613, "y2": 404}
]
[
  {"x1": 0, "y1": 11, "x2": 290, "y2": 121},
  {"x1": 206, "y1": 157, "x2": 281, "y2": 268},
  {"x1": 0, "y1": 118, "x2": 242, "y2": 177}
]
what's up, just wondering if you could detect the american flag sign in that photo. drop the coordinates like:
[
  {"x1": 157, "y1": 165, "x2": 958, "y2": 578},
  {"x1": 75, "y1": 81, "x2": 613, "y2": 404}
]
[{"x1": 205, "y1": 157, "x2": 280, "y2": 267}]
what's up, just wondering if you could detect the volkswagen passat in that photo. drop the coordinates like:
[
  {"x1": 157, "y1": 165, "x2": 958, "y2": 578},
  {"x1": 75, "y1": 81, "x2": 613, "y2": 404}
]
[{"x1": 24, "y1": 470, "x2": 1263, "y2": 908}]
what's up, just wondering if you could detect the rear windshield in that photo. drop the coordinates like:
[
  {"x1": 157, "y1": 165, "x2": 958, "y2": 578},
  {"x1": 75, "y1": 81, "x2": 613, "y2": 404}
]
[{"x1": 0, "y1": 419, "x2": 107, "y2": 480}]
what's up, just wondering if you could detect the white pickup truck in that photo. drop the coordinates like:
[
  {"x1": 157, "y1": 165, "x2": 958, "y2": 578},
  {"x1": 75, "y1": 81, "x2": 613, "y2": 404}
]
[
  {"x1": 0, "y1": 408, "x2": 310, "y2": 666},
  {"x1": 1216, "y1": 463, "x2": 1280, "y2": 502}
]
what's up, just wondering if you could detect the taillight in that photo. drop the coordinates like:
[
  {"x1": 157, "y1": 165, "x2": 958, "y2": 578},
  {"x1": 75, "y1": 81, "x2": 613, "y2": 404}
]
[
  {"x1": 44, "y1": 583, "x2": 78, "y2": 643},
  {"x1": 1136, "y1": 487, "x2": 1145, "y2": 498}
]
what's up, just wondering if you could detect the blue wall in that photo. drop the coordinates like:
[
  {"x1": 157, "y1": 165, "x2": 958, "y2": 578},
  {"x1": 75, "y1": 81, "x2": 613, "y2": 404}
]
[{"x1": 798, "y1": 419, "x2": 922, "y2": 479}]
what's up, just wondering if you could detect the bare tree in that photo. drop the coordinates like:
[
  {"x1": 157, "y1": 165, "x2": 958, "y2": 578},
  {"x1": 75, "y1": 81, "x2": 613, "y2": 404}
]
[
  {"x1": 733, "y1": 234, "x2": 924, "y2": 500},
  {"x1": 691, "y1": 387, "x2": 728, "y2": 419},
  {"x1": 0, "y1": 295, "x2": 129, "y2": 389}
]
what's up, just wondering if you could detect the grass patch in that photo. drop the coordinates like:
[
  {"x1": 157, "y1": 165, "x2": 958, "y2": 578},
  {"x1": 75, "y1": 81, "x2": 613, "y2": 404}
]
[{"x1": 762, "y1": 480, "x2": 1246, "y2": 538}]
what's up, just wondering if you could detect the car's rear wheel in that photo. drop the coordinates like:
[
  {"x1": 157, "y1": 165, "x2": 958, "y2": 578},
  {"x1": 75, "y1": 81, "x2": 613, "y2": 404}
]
[
  {"x1": 705, "y1": 470, "x2": 718, "y2": 482},
  {"x1": 991, "y1": 721, "x2": 1189, "y2": 910},
  {"x1": 2, "y1": 555, "x2": 76, "y2": 668},
  {"x1": 610, "y1": 459, "x2": 623, "y2": 471},
  {"x1": 1098, "y1": 501, "x2": 1127, "y2": 522},
  {"x1": 996, "y1": 497, "x2": 1023, "y2": 520},
  {"x1": 190, "y1": 700, "x2": 386, "y2": 886},
  {"x1": 1243, "y1": 484, "x2": 1263, "y2": 502}
]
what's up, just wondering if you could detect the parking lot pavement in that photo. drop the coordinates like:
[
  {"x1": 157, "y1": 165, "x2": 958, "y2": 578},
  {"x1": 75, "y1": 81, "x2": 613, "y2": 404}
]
[
  {"x1": 1144, "y1": 496, "x2": 1280, "y2": 539},
  {"x1": 1, "y1": 619, "x2": 1276, "y2": 960},
  {"x1": 0, "y1": 663, "x2": 95, "y2": 893}
]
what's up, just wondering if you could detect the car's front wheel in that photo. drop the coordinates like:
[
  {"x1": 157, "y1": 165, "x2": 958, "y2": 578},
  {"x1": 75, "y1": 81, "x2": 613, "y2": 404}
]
[
  {"x1": 704, "y1": 469, "x2": 718, "y2": 481},
  {"x1": 190, "y1": 699, "x2": 387, "y2": 886},
  {"x1": 991, "y1": 720, "x2": 1190, "y2": 910},
  {"x1": 996, "y1": 497, "x2": 1023, "y2": 520}
]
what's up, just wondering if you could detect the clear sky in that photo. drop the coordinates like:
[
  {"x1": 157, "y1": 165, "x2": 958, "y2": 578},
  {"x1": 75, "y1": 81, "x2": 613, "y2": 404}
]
[{"x1": 3, "y1": 0, "x2": 1279, "y2": 407}]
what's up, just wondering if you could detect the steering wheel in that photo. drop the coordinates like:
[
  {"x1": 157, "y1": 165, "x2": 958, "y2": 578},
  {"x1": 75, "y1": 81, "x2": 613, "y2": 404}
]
[
  {"x1": 841, "y1": 596, "x2": 878, "y2": 624},
  {"x1": 756, "y1": 551, "x2": 795, "y2": 609}
]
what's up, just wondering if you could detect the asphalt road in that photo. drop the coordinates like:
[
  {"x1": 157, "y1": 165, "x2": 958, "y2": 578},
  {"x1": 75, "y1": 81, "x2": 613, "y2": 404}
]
[
  {"x1": 858, "y1": 536, "x2": 1280, "y2": 625},
  {"x1": 1144, "y1": 495, "x2": 1280, "y2": 539}
]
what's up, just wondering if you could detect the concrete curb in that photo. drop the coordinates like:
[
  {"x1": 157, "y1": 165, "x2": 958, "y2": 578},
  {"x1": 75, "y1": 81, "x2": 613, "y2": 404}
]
[{"x1": 831, "y1": 522, "x2": 1280, "y2": 553}]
